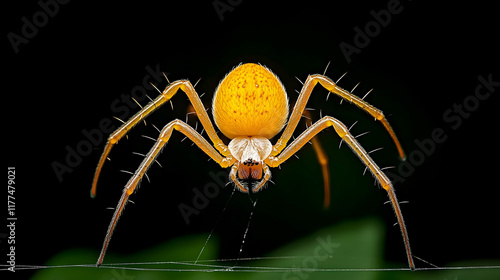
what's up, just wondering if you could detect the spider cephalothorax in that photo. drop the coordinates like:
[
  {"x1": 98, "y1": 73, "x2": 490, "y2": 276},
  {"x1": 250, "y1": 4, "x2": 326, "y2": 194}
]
[
  {"x1": 91, "y1": 63, "x2": 415, "y2": 269},
  {"x1": 228, "y1": 136, "x2": 272, "y2": 192}
]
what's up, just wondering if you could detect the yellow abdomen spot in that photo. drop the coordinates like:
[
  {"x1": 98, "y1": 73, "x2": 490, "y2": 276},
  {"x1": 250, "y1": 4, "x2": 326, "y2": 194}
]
[{"x1": 212, "y1": 63, "x2": 289, "y2": 139}]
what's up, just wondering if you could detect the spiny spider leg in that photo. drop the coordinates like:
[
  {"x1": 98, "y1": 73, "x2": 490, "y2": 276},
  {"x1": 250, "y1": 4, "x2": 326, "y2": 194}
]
[
  {"x1": 96, "y1": 119, "x2": 234, "y2": 266},
  {"x1": 91, "y1": 80, "x2": 229, "y2": 198},
  {"x1": 266, "y1": 116, "x2": 415, "y2": 270},
  {"x1": 273, "y1": 75, "x2": 406, "y2": 161}
]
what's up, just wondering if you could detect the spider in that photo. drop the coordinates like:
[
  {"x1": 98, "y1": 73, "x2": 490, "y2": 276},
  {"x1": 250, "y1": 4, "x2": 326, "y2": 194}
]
[{"x1": 91, "y1": 63, "x2": 414, "y2": 269}]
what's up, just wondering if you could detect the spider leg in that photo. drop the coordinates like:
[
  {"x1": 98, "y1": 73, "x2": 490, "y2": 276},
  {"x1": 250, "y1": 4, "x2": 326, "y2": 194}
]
[
  {"x1": 265, "y1": 116, "x2": 415, "y2": 270},
  {"x1": 273, "y1": 74, "x2": 406, "y2": 161},
  {"x1": 303, "y1": 110, "x2": 331, "y2": 208},
  {"x1": 310, "y1": 136, "x2": 331, "y2": 208},
  {"x1": 92, "y1": 80, "x2": 229, "y2": 197},
  {"x1": 96, "y1": 119, "x2": 234, "y2": 266}
]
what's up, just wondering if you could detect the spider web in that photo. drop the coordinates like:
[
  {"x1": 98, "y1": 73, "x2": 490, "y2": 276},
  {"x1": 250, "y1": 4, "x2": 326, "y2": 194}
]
[{"x1": 2, "y1": 260, "x2": 499, "y2": 272}]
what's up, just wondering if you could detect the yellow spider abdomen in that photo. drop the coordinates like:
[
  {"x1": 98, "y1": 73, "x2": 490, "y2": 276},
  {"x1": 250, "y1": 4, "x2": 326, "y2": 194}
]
[{"x1": 212, "y1": 63, "x2": 289, "y2": 139}]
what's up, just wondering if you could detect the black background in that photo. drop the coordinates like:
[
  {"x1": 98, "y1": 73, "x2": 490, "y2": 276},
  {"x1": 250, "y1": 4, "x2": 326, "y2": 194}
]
[{"x1": 4, "y1": 0, "x2": 499, "y2": 278}]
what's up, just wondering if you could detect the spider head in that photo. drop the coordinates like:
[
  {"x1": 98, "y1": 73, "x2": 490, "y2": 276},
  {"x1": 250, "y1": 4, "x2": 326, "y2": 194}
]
[{"x1": 228, "y1": 136, "x2": 272, "y2": 193}]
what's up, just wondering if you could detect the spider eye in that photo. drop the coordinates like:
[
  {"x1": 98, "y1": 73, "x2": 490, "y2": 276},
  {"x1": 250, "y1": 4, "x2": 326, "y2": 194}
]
[{"x1": 243, "y1": 158, "x2": 260, "y2": 166}]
